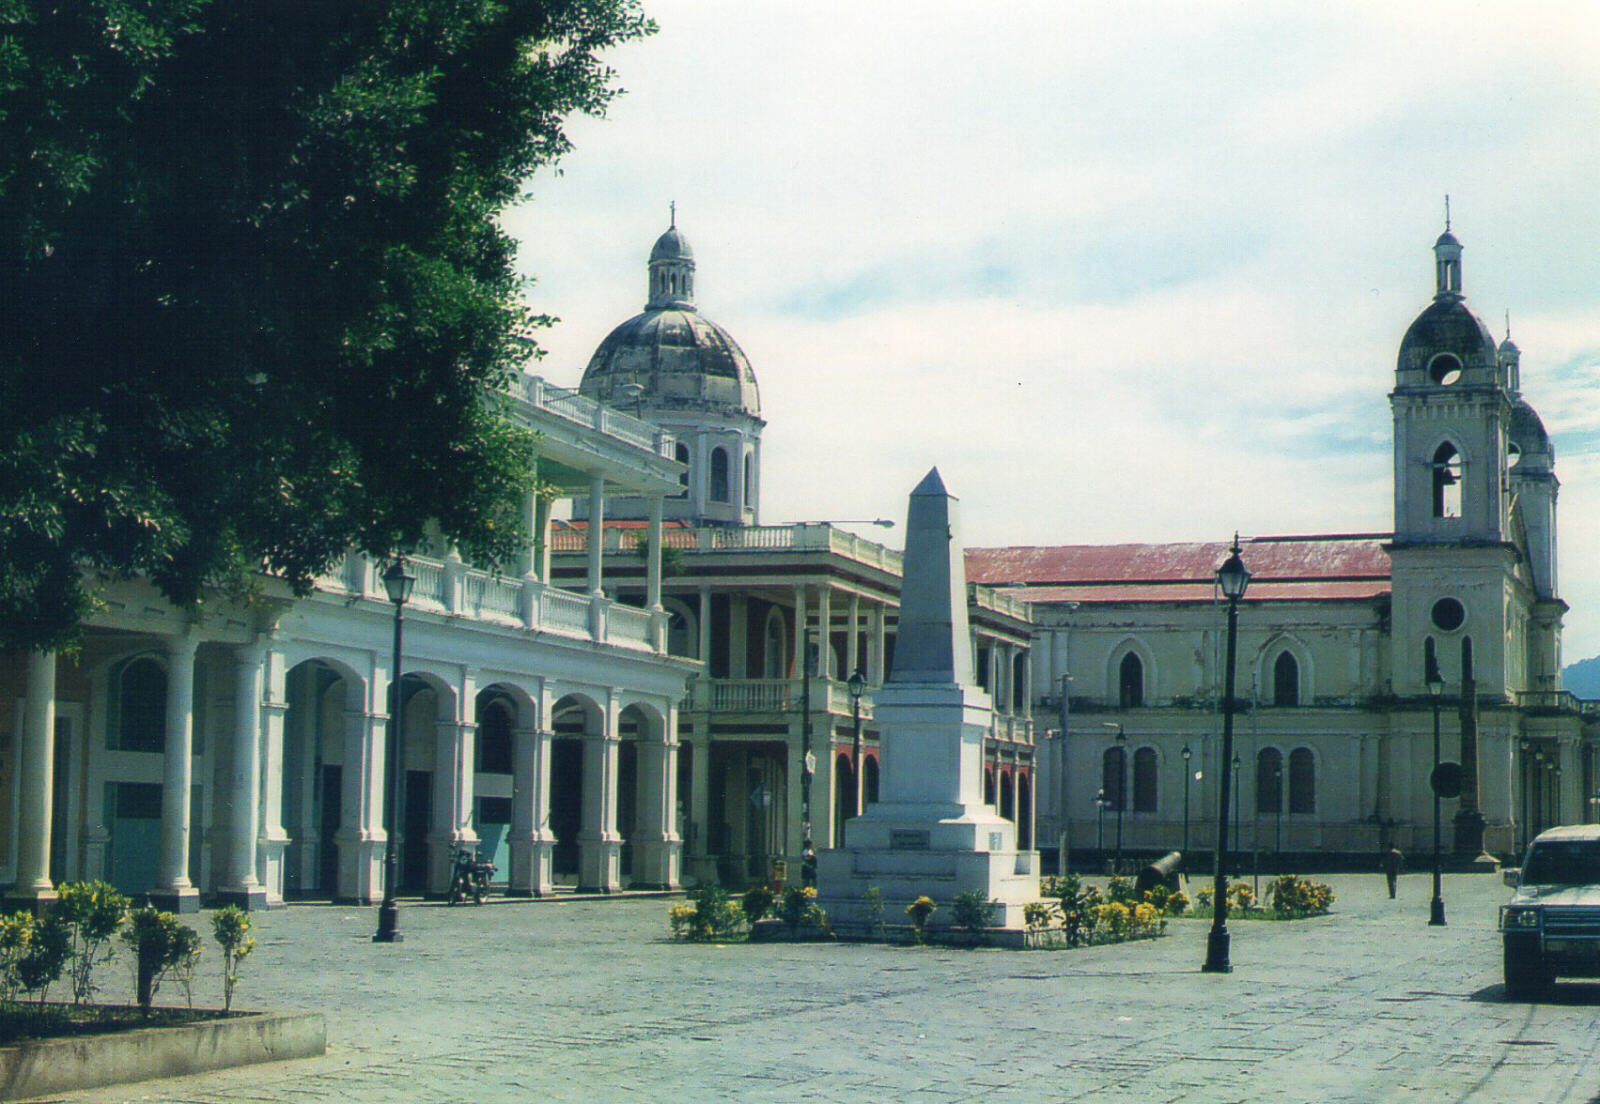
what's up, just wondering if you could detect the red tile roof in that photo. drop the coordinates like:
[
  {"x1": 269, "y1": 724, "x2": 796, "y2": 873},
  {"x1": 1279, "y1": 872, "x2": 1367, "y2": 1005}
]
[{"x1": 965, "y1": 535, "x2": 1392, "y2": 605}]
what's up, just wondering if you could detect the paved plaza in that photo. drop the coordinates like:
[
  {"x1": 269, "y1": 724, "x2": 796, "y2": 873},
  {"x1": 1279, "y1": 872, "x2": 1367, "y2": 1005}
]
[{"x1": 54, "y1": 873, "x2": 1600, "y2": 1102}]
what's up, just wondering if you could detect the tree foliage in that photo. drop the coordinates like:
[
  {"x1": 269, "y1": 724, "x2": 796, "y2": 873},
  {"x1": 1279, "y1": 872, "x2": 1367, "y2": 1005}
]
[{"x1": 0, "y1": 1, "x2": 654, "y2": 650}]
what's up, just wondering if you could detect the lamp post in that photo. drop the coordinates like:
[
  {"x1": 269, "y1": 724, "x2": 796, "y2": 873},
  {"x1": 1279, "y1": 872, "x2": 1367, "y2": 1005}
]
[
  {"x1": 1181, "y1": 744, "x2": 1193, "y2": 858},
  {"x1": 1096, "y1": 788, "x2": 1109, "y2": 868},
  {"x1": 1204, "y1": 537, "x2": 1250, "y2": 974},
  {"x1": 1231, "y1": 754, "x2": 1242, "y2": 877},
  {"x1": 1058, "y1": 673, "x2": 1072, "y2": 876},
  {"x1": 1552, "y1": 763, "x2": 1563, "y2": 827},
  {"x1": 374, "y1": 558, "x2": 416, "y2": 944},
  {"x1": 1519, "y1": 739, "x2": 1533, "y2": 856},
  {"x1": 1105, "y1": 723, "x2": 1126, "y2": 874},
  {"x1": 1274, "y1": 765, "x2": 1283, "y2": 874},
  {"x1": 848, "y1": 668, "x2": 866, "y2": 821},
  {"x1": 1427, "y1": 657, "x2": 1446, "y2": 927}
]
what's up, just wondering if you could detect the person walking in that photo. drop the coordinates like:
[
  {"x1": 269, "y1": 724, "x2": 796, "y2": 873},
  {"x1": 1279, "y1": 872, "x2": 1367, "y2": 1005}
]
[{"x1": 1382, "y1": 847, "x2": 1404, "y2": 898}]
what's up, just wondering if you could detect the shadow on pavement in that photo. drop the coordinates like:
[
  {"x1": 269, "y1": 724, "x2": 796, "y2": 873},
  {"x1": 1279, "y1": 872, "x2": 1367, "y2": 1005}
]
[{"x1": 1470, "y1": 981, "x2": 1600, "y2": 1005}]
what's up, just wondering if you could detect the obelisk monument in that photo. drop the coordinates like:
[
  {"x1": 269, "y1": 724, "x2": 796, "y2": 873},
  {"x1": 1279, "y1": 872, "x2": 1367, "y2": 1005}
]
[{"x1": 817, "y1": 469, "x2": 1039, "y2": 932}]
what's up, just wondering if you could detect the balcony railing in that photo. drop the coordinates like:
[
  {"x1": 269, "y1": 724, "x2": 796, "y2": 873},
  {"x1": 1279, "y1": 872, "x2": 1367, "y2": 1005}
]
[
  {"x1": 682, "y1": 676, "x2": 876, "y2": 717},
  {"x1": 313, "y1": 552, "x2": 663, "y2": 652},
  {"x1": 1516, "y1": 690, "x2": 1600, "y2": 717},
  {"x1": 509, "y1": 376, "x2": 676, "y2": 459}
]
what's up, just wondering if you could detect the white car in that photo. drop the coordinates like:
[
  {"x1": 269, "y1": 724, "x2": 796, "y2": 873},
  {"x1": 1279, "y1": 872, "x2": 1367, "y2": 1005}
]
[{"x1": 1501, "y1": 824, "x2": 1600, "y2": 998}]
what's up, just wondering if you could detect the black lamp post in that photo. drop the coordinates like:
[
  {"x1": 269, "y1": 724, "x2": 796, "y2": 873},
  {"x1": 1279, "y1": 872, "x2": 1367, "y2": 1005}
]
[
  {"x1": 1096, "y1": 788, "x2": 1108, "y2": 867},
  {"x1": 1231, "y1": 754, "x2": 1242, "y2": 877},
  {"x1": 1204, "y1": 537, "x2": 1250, "y2": 974},
  {"x1": 1427, "y1": 657, "x2": 1446, "y2": 927},
  {"x1": 374, "y1": 557, "x2": 416, "y2": 944},
  {"x1": 1106, "y1": 722, "x2": 1126, "y2": 875},
  {"x1": 848, "y1": 668, "x2": 866, "y2": 821},
  {"x1": 1274, "y1": 765, "x2": 1283, "y2": 874},
  {"x1": 1181, "y1": 744, "x2": 1193, "y2": 858},
  {"x1": 1519, "y1": 739, "x2": 1532, "y2": 856}
]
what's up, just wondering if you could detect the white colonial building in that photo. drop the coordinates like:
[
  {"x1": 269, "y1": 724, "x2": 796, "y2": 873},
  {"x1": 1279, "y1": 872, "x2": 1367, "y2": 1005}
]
[
  {"x1": 4, "y1": 376, "x2": 698, "y2": 911},
  {"x1": 971, "y1": 226, "x2": 1596, "y2": 870}
]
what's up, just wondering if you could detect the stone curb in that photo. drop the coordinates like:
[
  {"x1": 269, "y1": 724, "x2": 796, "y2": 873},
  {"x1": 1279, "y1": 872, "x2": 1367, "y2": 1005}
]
[{"x1": 0, "y1": 1009, "x2": 325, "y2": 1101}]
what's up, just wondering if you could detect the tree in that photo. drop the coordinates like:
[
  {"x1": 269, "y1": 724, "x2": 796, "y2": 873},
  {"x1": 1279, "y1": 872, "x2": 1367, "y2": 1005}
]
[{"x1": 0, "y1": 1, "x2": 654, "y2": 651}]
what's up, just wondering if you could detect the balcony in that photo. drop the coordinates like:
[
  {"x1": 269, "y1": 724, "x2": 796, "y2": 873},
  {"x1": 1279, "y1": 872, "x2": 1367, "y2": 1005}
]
[
  {"x1": 682, "y1": 676, "x2": 875, "y2": 717},
  {"x1": 1516, "y1": 690, "x2": 1600, "y2": 718},
  {"x1": 314, "y1": 552, "x2": 665, "y2": 652}
]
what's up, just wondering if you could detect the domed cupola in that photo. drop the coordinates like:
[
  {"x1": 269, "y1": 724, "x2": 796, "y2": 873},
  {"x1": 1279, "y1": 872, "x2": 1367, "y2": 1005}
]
[
  {"x1": 1509, "y1": 398, "x2": 1554, "y2": 474},
  {"x1": 577, "y1": 212, "x2": 765, "y2": 527},
  {"x1": 1396, "y1": 222, "x2": 1499, "y2": 388},
  {"x1": 1499, "y1": 326, "x2": 1521, "y2": 394}
]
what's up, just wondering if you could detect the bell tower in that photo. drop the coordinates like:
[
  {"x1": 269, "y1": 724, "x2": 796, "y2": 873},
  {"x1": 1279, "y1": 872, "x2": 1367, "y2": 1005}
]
[{"x1": 1388, "y1": 220, "x2": 1527, "y2": 701}]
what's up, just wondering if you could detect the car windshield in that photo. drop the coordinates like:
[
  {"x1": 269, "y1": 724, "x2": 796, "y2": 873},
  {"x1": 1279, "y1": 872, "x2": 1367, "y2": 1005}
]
[{"x1": 1522, "y1": 841, "x2": 1600, "y2": 886}]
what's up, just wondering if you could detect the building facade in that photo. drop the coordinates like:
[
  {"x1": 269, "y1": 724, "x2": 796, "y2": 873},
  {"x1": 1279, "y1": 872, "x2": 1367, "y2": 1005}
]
[
  {"x1": 4, "y1": 376, "x2": 697, "y2": 910},
  {"x1": 970, "y1": 227, "x2": 1596, "y2": 870}
]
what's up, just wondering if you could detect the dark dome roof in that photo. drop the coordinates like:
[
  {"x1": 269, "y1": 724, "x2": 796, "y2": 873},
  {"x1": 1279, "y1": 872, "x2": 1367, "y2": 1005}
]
[
  {"x1": 580, "y1": 308, "x2": 760, "y2": 417},
  {"x1": 1435, "y1": 229, "x2": 1461, "y2": 250},
  {"x1": 1510, "y1": 398, "x2": 1553, "y2": 462},
  {"x1": 1397, "y1": 297, "x2": 1498, "y2": 376},
  {"x1": 650, "y1": 227, "x2": 693, "y2": 263}
]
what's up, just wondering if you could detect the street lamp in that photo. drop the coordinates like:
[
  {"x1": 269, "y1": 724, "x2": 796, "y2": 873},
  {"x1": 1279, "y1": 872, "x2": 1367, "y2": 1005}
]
[
  {"x1": 1274, "y1": 765, "x2": 1284, "y2": 874},
  {"x1": 1232, "y1": 754, "x2": 1242, "y2": 878},
  {"x1": 1181, "y1": 744, "x2": 1193, "y2": 859},
  {"x1": 848, "y1": 668, "x2": 866, "y2": 821},
  {"x1": 1519, "y1": 739, "x2": 1533, "y2": 856},
  {"x1": 800, "y1": 626, "x2": 819, "y2": 884},
  {"x1": 1057, "y1": 673, "x2": 1073, "y2": 877},
  {"x1": 1105, "y1": 723, "x2": 1126, "y2": 875},
  {"x1": 1096, "y1": 788, "x2": 1109, "y2": 868},
  {"x1": 374, "y1": 557, "x2": 415, "y2": 944},
  {"x1": 1427, "y1": 655, "x2": 1446, "y2": 927},
  {"x1": 1204, "y1": 536, "x2": 1250, "y2": 974}
]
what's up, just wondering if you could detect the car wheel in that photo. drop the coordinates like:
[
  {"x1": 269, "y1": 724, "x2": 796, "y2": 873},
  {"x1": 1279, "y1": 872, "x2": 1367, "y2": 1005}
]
[{"x1": 1504, "y1": 944, "x2": 1551, "y2": 999}]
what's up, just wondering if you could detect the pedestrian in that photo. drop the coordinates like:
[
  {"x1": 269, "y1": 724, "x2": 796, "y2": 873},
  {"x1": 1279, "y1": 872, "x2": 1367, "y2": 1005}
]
[
  {"x1": 801, "y1": 839, "x2": 817, "y2": 888},
  {"x1": 1382, "y1": 847, "x2": 1404, "y2": 898}
]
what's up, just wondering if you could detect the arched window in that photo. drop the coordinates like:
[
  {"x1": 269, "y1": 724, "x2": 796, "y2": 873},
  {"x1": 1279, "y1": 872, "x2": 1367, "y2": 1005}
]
[
  {"x1": 864, "y1": 756, "x2": 880, "y2": 805},
  {"x1": 113, "y1": 657, "x2": 167, "y2": 752},
  {"x1": 1432, "y1": 442, "x2": 1462, "y2": 519},
  {"x1": 743, "y1": 452, "x2": 754, "y2": 507},
  {"x1": 1273, "y1": 651, "x2": 1299, "y2": 707},
  {"x1": 674, "y1": 443, "x2": 690, "y2": 496},
  {"x1": 1256, "y1": 747, "x2": 1283, "y2": 814},
  {"x1": 999, "y1": 770, "x2": 1014, "y2": 820},
  {"x1": 477, "y1": 697, "x2": 514, "y2": 774},
  {"x1": 1102, "y1": 746, "x2": 1126, "y2": 811},
  {"x1": 1119, "y1": 652, "x2": 1144, "y2": 708},
  {"x1": 1289, "y1": 748, "x2": 1316, "y2": 814},
  {"x1": 664, "y1": 598, "x2": 696, "y2": 658},
  {"x1": 1133, "y1": 747, "x2": 1158, "y2": 812},
  {"x1": 763, "y1": 609, "x2": 786, "y2": 679},
  {"x1": 710, "y1": 447, "x2": 730, "y2": 502},
  {"x1": 984, "y1": 767, "x2": 996, "y2": 806}
]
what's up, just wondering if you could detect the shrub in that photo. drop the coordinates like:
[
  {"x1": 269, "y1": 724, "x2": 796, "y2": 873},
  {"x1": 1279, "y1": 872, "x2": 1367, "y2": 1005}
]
[
  {"x1": 1023, "y1": 901, "x2": 1057, "y2": 932},
  {"x1": 0, "y1": 913, "x2": 33, "y2": 1001},
  {"x1": 15, "y1": 914, "x2": 70, "y2": 1005},
  {"x1": 862, "y1": 887, "x2": 885, "y2": 939},
  {"x1": 741, "y1": 885, "x2": 775, "y2": 924},
  {"x1": 1106, "y1": 875, "x2": 1139, "y2": 905},
  {"x1": 782, "y1": 886, "x2": 826, "y2": 935},
  {"x1": 952, "y1": 890, "x2": 998, "y2": 936},
  {"x1": 121, "y1": 908, "x2": 202, "y2": 1013},
  {"x1": 53, "y1": 880, "x2": 130, "y2": 1005},
  {"x1": 667, "y1": 902, "x2": 696, "y2": 939},
  {"x1": 1041, "y1": 874, "x2": 1100, "y2": 947},
  {"x1": 1268, "y1": 875, "x2": 1335, "y2": 919},
  {"x1": 211, "y1": 906, "x2": 255, "y2": 1012},
  {"x1": 676, "y1": 885, "x2": 743, "y2": 941},
  {"x1": 906, "y1": 896, "x2": 936, "y2": 943}
]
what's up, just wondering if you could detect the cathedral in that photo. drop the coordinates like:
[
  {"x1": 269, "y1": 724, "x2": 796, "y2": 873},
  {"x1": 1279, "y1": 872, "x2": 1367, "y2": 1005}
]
[{"x1": 969, "y1": 224, "x2": 1589, "y2": 867}]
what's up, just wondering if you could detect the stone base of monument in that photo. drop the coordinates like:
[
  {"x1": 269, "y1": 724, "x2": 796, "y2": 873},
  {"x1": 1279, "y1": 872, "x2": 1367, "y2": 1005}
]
[{"x1": 816, "y1": 820, "x2": 1040, "y2": 936}]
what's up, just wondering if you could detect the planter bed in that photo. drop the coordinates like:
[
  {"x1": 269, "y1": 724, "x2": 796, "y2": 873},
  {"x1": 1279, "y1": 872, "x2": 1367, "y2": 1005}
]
[{"x1": 0, "y1": 1005, "x2": 325, "y2": 1101}]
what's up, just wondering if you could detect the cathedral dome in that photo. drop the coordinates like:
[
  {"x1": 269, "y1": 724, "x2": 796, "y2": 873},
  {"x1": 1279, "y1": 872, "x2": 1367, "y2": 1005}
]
[
  {"x1": 582, "y1": 308, "x2": 761, "y2": 416},
  {"x1": 1396, "y1": 296, "x2": 1499, "y2": 377},
  {"x1": 580, "y1": 219, "x2": 761, "y2": 419},
  {"x1": 1510, "y1": 398, "x2": 1554, "y2": 469}
]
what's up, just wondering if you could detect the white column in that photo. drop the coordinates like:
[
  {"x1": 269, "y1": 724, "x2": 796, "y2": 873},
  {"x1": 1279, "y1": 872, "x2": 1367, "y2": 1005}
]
[
  {"x1": 817, "y1": 587, "x2": 833, "y2": 678},
  {"x1": 647, "y1": 493, "x2": 664, "y2": 610},
  {"x1": 792, "y1": 585, "x2": 807, "y2": 677},
  {"x1": 631, "y1": 704, "x2": 681, "y2": 889},
  {"x1": 697, "y1": 585, "x2": 713, "y2": 665},
  {"x1": 258, "y1": 648, "x2": 289, "y2": 907},
  {"x1": 430, "y1": 718, "x2": 477, "y2": 895},
  {"x1": 587, "y1": 475, "x2": 606, "y2": 596},
  {"x1": 577, "y1": 693, "x2": 622, "y2": 892},
  {"x1": 688, "y1": 726, "x2": 713, "y2": 883},
  {"x1": 508, "y1": 712, "x2": 554, "y2": 896},
  {"x1": 847, "y1": 595, "x2": 861, "y2": 677},
  {"x1": 154, "y1": 634, "x2": 201, "y2": 913},
  {"x1": 10, "y1": 651, "x2": 58, "y2": 907},
  {"x1": 219, "y1": 640, "x2": 268, "y2": 908},
  {"x1": 337, "y1": 702, "x2": 385, "y2": 904},
  {"x1": 870, "y1": 603, "x2": 886, "y2": 684}
]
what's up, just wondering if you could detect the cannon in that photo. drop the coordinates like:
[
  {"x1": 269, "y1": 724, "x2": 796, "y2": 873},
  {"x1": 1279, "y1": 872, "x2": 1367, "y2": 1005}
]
[{"x1": 1135, "y1": 851, "x2": 1183, "y2": 895}]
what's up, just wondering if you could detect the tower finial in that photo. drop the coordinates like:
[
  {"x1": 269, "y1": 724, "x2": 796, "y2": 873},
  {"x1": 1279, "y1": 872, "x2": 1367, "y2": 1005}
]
[
  {"x1": 1505, "y1": 309, "x2": 1511, "y2": 340},
  {"x1": 670, "y1": 200, "x2": 676, "y2": 229},
  {"x1": 1444, "y1": 194, "x2": 1451, "y2": 231}
]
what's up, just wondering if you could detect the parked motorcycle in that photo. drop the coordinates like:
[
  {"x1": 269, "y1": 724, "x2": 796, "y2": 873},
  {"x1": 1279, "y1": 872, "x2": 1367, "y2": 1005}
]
[{"x1": 448, "y1": 845, "x2": 496, "y2": 905}]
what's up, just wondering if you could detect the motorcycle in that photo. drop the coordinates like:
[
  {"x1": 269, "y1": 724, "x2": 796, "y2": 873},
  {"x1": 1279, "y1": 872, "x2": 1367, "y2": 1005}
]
[{"x1": 447, "y1": 845, "x2": 496, "y2": 905}]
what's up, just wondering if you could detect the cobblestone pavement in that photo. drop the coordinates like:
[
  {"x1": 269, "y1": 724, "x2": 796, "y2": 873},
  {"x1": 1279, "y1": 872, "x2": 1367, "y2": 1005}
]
[{"x1": 53, "y1": 873, "x2": 1600, "y2": 1103}]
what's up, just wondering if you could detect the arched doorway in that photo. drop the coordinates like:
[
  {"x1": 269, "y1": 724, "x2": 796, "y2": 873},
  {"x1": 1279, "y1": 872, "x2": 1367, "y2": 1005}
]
[
  {"x1": 834, "y1": 753, "x2": 858, "y2": 845},
  {"x1": 1017, "y1": 775, "x2": 1032, "y2": 849},
  {"x1": 281, "y1": 658, "x2": 363, "y2": 899},
  {"x1": 550, "y1": 694, "x2": 601, "y2": 883}
]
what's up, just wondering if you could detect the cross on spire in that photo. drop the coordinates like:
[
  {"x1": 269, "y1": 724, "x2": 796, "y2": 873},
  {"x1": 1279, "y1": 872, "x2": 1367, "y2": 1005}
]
[
  {"x1": 1444, "y1": 194, "x2": 1451, "y2": 231},
  {"x1": 670, "y1": 200, "x2": 676, "y2": 229}
]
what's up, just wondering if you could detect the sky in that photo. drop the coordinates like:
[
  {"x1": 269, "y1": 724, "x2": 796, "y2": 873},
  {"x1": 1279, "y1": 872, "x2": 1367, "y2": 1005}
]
[{"x1": 504, "y1": 1, "x2": 1600, "y2": 660}]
